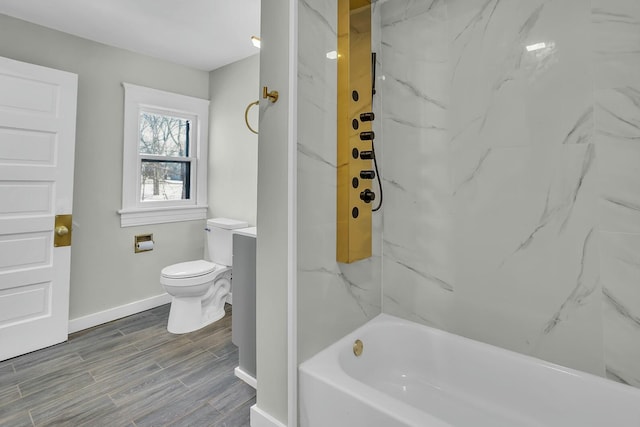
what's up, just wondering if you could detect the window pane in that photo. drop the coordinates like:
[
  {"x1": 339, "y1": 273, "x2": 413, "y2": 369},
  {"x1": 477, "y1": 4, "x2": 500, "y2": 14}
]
[
  {"x1": 139, "y1": 112, "x2": 190, "y2": 157},
  {"x1": 140, "y1": 160, "x2": 191, "y2": 202}
]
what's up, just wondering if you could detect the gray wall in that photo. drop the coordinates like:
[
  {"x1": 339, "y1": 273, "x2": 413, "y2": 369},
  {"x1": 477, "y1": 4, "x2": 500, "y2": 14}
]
[
  {"x1": 0, "y1": 14, "x2": 210, "y2": 320},
  {"x1": 255, "y1": 0, "x2": 292, "y2": 423},
  {"x1": 208, "y1": 54, "x2": 259, "y2": 225}
]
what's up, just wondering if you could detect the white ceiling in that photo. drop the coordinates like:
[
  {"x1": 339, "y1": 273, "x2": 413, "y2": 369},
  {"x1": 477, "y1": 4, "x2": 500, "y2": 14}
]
[{"x1": 0, "y1": 0, "x2": 261, "y2": 71}]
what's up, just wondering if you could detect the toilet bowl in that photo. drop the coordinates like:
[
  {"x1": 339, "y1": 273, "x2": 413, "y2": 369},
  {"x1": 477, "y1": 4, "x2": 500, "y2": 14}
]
[
  {"x1": 160, "y1": 218, "x2": 248, "y2": 334},
  {"x1": 161, "y1": 260, "x2": 231, "y2": 334}
]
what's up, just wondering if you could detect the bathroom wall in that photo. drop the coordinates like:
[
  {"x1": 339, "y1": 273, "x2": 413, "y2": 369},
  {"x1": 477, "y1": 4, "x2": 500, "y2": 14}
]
[
  {"x1": 378, "y1": 0, "x2": 455, "y2": 332},
  {"x1": 593, "y1": 0, "x2": 640, "y2": 386},
  {"x1": 208, "y1": 54, "x2": 260, "y2": 225},
  {"x1": 296, "y1": 0, "x2": 383, "y2": 364},
  {"x1": 448, "y1": 0, "x2": 601, "y2": 375},
  {"x1": 255, "y1": 0, "x2": 293, "y2": 423},
  {"x1": 0, "y1": 14, "x2": 210, "y2": 320},
  {"x1": 379, "y1": 0, "x2": 640, "y2": 386}
]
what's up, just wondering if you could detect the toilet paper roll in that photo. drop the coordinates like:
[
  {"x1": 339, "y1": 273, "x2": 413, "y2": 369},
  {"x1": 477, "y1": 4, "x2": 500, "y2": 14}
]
[{"x1": 136, "y1": 240, "x2": 154, "y2": 251}]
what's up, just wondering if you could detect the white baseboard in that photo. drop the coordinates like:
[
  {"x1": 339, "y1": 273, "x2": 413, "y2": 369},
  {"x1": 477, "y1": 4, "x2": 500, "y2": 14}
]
[
  {"x1": 68, "y1": 293, "x2": 172, "y2": 333},
  {"x1": 251, "y1": 405, "x2": 287, "y2": 427},
  {"x1": 234, "y1": 366, "x2": 257, "y2": 389}
]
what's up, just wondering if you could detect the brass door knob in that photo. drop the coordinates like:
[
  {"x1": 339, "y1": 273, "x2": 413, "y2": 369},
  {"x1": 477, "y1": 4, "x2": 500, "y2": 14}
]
[{"x1": 54, "y1": 214, "x2": 72, "y2": 247}]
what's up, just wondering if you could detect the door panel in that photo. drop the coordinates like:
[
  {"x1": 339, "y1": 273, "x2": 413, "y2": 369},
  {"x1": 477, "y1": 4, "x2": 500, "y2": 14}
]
[
  {"x1": 0, "y1": 282, "x2": 51, "y2": 325},
  {"x1": 0, "y1": 56, "x2": 77, "y2": 361},
  {"x1": 0, "y1": 127, "x2": 57, "y2": 163},
  {"x1": 0, "y1": 182, "x2": 52, "y2": 214},
  {"x1": 0, "y1": 73, "x2": 59, "y2": 115},
  {"x1": 0, "y1": 232, "x2": 51, "y2": 270}
]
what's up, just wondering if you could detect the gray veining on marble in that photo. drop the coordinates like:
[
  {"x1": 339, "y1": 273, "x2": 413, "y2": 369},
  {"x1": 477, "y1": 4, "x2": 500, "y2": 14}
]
[
  {"x1": 297, "y1": 0, "x2": 383, "y2": 365},
  {"x1": 600, "y1": 232, "x2": 640, "y2": 387},
  {"x1": 296, "y1": 0, "x2": 640, "y2": 390},
  {"x1": 377, "y1": 0, "x2": 619, "y2": 380},
  {"x1": 592, "y1": 0, "x2": 640, "y2": 387}
]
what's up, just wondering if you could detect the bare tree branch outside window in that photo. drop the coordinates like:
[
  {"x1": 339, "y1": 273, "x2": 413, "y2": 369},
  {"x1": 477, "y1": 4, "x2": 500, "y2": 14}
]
[{"x1": 138, "y1": 112, "x2": 191, "y2": 201}]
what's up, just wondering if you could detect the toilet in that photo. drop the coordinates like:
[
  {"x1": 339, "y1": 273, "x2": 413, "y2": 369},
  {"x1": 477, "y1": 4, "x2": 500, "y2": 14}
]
[{"x1": 161, "y1": 218, "x2": 249, "y2": 334}]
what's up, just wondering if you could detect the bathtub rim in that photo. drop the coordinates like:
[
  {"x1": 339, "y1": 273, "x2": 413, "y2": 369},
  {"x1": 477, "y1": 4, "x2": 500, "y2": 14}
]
[
  {"x1": 299, "y1": 340, "x2": 450, "y2": 427},
  {"x1": 299, "y1": 313, "x2": 640, "y2": 426},
  {"x1": 303, "y1": 313, "x2": 640, "y2": 394}
]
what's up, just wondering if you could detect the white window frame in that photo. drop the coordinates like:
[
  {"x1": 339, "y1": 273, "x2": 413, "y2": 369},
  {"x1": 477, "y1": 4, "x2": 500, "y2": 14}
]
[{"x1": 119, "y1": 83, "x2": 209, "y2": 227}]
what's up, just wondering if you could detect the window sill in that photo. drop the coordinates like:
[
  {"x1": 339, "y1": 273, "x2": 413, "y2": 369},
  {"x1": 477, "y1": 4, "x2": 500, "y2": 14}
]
[{"x1": 118, "y1": 205, "x2": 208, "y2": 227}]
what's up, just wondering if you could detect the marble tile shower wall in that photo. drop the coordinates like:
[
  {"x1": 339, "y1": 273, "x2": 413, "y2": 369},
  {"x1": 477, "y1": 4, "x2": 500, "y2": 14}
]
[
  {"x1": 295, "y1": 0, "x2": 640, "y2": 386},
  {"x1": 379, "y1": 0, "x2": 455, "y2": 331},
  {"x1": 296, "y1": 0, "x2": 383, "y2": 363},
  {"x1": 594, "y1": 0, "x2": 640, "y2": 387},
  {"x1": 448, "y1": 0, "x2": 602, "y2": 376},
  {"x1": 380, "y1": 0, "x2": 640, "y2": 385}
]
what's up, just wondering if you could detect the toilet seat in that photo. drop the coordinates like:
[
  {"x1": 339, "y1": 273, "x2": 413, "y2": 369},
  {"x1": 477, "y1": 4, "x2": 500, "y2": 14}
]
[
  {"x1": 160, "y1": 260, "x2": 230, "y2": 288},
  {"x1": 161, "y1": 260, "x2": 216, "y2": 279}
]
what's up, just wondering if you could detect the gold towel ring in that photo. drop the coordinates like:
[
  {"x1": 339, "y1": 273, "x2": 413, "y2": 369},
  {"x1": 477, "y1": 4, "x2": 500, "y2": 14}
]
[{"x1": 245, "y1": 100, "x2": 259, "y2": 134}]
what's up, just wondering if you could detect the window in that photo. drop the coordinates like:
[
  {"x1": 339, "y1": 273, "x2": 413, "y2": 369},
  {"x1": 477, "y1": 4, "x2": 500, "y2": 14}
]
[
  {"x1": 139, "y1": 111, "x2": 192, "y2": 202},
  {"x1": 119, "y1": 83, "x2": 209, "y2": 227}
]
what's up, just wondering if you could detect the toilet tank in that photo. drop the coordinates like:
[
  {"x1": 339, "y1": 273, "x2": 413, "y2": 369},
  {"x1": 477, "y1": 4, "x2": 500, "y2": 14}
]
[{"x1": 206, "y1": 218, "x2": 249, "y2": 266}]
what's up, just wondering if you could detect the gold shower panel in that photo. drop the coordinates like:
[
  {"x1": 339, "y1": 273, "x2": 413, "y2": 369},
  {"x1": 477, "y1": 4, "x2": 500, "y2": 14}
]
[{"x1": 337, "y1": 0, "x2": 373, "y2": 263}]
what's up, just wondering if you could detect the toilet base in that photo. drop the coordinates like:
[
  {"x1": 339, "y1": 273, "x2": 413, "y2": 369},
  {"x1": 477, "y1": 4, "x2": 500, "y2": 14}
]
[{"x1": 167, "y1": 296, "x2": 226, "y2": 334}]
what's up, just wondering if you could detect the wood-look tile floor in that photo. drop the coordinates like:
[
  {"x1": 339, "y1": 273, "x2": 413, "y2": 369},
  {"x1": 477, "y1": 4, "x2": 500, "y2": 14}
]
[{"x1": 0, "y1": 304, "x2": 255, "y2": 427}]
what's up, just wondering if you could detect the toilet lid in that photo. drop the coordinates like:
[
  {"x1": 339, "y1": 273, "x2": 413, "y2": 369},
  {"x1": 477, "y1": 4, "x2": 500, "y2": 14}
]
[{"x1": 161, "y1": 260, "x2": 217, "y2": 279}]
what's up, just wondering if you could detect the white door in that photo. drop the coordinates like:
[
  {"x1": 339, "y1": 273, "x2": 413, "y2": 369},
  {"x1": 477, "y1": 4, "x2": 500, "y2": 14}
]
[{"x1": 0, "y1": 56, "x2": 77, "y2": 361}]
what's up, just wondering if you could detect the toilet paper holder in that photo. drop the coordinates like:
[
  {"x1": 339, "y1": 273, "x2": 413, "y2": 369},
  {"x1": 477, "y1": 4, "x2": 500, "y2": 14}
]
[{"x1": 134, "y1": 233, "x2": 154, "y2": 253}]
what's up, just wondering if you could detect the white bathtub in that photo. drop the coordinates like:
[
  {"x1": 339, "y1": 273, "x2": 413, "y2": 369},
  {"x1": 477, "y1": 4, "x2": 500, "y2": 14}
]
[{"x1": 299, "y1": 314, "x2": 640, "y2": 426}]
